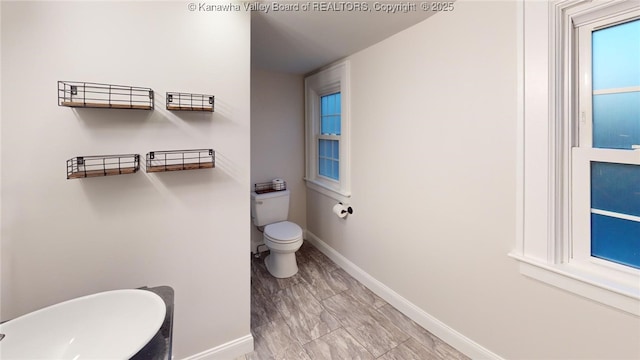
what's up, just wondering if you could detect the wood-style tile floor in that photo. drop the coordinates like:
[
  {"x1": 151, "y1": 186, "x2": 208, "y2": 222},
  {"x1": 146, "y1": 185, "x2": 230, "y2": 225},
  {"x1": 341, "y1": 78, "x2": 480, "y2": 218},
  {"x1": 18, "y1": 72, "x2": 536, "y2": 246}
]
[{"x1": 236, "y1": 242, "x2": 470, "y2": 360}]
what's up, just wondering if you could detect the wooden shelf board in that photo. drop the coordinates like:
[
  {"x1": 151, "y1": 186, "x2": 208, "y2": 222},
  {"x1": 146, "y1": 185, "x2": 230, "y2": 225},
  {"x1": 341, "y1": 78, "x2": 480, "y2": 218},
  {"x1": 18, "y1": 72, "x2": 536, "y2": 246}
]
[
  {"x1": 61, "y1": 101, "x2": 152, "y2": 110},
  {"x1": 146, "y1": 162, "x2": 214, "y2": 173},
  {"x1": 68, "y1": 167, "x2": 138, "y2": 179},
  {"x1": 166, "y1": 105, "x2": 213, "y2": 112}
]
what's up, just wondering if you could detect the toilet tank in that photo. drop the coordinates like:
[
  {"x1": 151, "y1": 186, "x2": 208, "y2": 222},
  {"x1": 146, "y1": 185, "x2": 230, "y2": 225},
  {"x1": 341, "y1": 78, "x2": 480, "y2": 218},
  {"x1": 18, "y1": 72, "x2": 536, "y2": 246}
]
[{"x1": 251, "y1": 190, "x2": 290, "y2": 226}]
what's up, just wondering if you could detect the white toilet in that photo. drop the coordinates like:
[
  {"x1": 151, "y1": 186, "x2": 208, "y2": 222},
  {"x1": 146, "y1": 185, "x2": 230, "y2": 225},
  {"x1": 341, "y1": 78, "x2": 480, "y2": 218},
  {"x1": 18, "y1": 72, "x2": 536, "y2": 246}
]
[{"x1": 251, "y1": 189, "x2": 303, "y2": 278}]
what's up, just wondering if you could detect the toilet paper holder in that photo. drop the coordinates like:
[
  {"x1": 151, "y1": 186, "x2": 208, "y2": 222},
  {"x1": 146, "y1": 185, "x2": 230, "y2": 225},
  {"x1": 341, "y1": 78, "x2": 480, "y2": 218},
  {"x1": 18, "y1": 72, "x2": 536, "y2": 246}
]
[
  {"x1": 339, "y1": 202, "x2": 353, "y2": 215},
  {"x1": 332, "y1": 202, "x2": 353, "y2": 219}
]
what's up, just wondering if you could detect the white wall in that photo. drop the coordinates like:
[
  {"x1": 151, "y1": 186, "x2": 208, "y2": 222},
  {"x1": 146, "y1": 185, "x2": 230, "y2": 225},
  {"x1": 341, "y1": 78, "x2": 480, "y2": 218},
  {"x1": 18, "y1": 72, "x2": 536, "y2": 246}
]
[
  {"x1": 306, "y1": 1, "x2": 640, "y2": 359},
  {"x1": 250, "y1": 68, "x2": 305, "y2": 250},
  {"x1": 0, "y1": 2, "x2": 251, "y2": 358}
]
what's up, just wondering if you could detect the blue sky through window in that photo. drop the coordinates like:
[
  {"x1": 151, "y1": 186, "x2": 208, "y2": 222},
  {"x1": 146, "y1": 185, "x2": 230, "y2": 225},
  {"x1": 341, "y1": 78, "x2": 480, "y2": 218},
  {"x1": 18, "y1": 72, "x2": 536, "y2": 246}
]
[
  {"x1": 589, "y1": 20, "x2": 640, "y2": 269},
  {"x1": 319, "y1": 93, "x2": 340, "y2": 180},
  {"x1": 321, "y1": 93, "x2": 341, "y2": 135},
  {"x1": 592, "y1": 19, "x2": 640, "y2": 91}
]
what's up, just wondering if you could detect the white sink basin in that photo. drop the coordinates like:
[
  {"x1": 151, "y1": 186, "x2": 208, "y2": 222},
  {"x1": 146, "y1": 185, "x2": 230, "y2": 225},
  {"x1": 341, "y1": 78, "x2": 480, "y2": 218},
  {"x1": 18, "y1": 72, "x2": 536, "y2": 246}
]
[{"x1": 0, "y1": 289, "x2": 166, "y2": 359}]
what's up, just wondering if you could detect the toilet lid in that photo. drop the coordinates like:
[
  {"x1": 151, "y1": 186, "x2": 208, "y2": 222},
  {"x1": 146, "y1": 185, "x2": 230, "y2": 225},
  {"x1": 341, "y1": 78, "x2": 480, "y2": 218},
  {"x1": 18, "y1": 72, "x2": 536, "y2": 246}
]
[{"x1": 264, "y1": 221, "x2": 302, "y2": 243}]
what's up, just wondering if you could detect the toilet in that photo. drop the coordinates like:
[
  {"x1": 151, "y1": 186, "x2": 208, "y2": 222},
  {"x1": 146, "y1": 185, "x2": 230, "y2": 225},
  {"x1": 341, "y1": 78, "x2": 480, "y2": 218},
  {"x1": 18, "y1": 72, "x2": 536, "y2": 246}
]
[{"x1": 251, "y1": 189, "x2": 303, "y2": 278}]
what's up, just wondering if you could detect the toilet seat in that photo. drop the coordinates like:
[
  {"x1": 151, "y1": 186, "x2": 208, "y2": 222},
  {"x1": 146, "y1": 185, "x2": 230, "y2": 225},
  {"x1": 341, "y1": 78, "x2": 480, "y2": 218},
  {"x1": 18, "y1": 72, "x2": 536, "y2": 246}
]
[{"x1": 264, "y1": 221, "x2": 302, "y2": 244}]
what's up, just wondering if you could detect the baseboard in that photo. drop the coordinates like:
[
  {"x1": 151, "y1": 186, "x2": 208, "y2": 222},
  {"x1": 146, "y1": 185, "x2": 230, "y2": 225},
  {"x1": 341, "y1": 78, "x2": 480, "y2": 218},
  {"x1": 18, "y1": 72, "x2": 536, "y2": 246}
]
[
  {"x1": 304, "y1": 230, "x2": 503, "y2": 360},
  {"x1": 181, "y1": 334, "x2": 253, "y2": 360}
]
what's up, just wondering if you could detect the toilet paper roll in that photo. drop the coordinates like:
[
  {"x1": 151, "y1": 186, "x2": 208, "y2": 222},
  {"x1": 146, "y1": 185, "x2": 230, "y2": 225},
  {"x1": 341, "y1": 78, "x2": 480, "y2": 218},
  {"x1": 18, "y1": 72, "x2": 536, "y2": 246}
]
[
  {"x1": 272, "y1": 178, "x2": 285, "y2": 191},
  {"x1": 333, "y1": 203, "x2": 348, "y2": 219}
]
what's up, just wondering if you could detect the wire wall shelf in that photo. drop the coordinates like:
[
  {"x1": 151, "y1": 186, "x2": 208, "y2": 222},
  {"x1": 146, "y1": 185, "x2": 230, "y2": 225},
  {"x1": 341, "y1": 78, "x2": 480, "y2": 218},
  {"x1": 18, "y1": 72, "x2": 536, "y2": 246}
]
[
  {"x1": 145, "y1": 149, "x2": 215, "y2": 173},
  {"x1": 58, "y1": 81, "x2": 154, "y2": 110},
  {"x1": 166, "y1": 92, "x2": 214, "y2": 112},
  {"x1": 254, "y1": 180, "x2": 287, "y2": 194},
  {"x1": 67, "y1": 154, "x2": 140, "y2": 179}
]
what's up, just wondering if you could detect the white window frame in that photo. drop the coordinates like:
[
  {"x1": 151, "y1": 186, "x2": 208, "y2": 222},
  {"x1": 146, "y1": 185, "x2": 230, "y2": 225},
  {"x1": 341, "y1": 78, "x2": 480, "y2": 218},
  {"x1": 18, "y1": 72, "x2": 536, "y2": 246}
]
[
  {"x1": 511, "y1": 0, "x2": 640, "y2": 317},
  {"x1": 304, "y1": 61, "x2": 351, "y2": 202}
]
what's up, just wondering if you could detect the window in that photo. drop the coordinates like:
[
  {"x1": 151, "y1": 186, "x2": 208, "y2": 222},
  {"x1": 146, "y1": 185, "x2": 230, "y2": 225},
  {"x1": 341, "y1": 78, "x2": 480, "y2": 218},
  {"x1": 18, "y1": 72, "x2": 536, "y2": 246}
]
[
  {"x1": 318, "y1": 93, "x2": 341, "y2": 181},
  {"x1": 305, "y1": 61, "x2": 350, "y2": 201},
  {"x1": 513, "y1": 0, "x2": 640, "y2": 316},
  {"x1": 573, "y1": 17, "x2": 640, "y2": 272}
]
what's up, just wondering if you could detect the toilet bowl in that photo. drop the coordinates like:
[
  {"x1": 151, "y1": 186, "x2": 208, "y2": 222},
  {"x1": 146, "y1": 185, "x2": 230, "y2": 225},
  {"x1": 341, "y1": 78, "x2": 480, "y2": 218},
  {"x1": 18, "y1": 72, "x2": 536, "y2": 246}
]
[
  {"x1": 263, "y1": 221, "x2": 303, "y2": 278},
  {"x1": 251, "y1": 188, "x2": 303, "y2": 278}
]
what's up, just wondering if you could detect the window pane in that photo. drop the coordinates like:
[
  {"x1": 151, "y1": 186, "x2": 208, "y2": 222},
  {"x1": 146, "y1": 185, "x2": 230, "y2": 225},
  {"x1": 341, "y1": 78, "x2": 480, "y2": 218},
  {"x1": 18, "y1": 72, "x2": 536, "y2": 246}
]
[
  {"x1": 591, "y1": 213, "x2": 640, "y2": 269},
  {"x1": 321, "y1": 117, "x2": 330, "y2": 135},
  {"x1": 321, "y1": 95, "x2": 328, "y2": 117},
  {"x1": 319, "y1": 158, "x2": 328, "y2": 177},
  {"x1": 593, "y1": 92, "x2": 640, "y2": 149},
  {"x1": 318, "y1": 139, "x2": 339, "y2": 180},
  {"x1": 319, "y1": 139, "x2": 339, "y2": 160},
  {"x1": 321, "y1": 93, "x2": 341, "y2": 135},
  {"x1": 319, "y1": 93, "x2": 340, "y2": 181},
  {"x1": 591, "y1": 162, "x2": 640, "y2": 217},
  {"x1": 320, "y1": 158, "x2": 339, "y2": 180},
  {"x1": 591, "y1": 162, "x2": 640, "y2": 269},
  {"x1": 321, "y1": 115, "x2": 336, "y2": 135},
  {"x1": 319, "y1": 138, "x2": 327, "y2": 158},
  {"x1": 592, "y1": 19, "x2": 640, "y2": 90},
  {"x1": 320, "y1": 94, "x2": 329, "y2": 134}
]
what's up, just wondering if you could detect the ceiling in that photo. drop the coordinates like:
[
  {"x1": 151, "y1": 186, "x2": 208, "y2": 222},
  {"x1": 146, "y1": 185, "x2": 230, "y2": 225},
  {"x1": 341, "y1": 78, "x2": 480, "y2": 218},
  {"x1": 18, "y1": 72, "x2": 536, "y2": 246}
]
[{"x1": 251, "y1": 5, "x2": 437, "y2": 74}]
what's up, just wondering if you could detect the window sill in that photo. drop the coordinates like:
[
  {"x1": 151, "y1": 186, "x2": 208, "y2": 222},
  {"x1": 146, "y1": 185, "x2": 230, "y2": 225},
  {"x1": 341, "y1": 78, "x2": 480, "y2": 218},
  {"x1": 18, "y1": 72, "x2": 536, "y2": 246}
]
[
  {"x1": 304, "y1": 178, "x2": 351, "y2": 203},
  {"x1": 509, "y1": 252, "x2": 640, "y2": 316}
]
